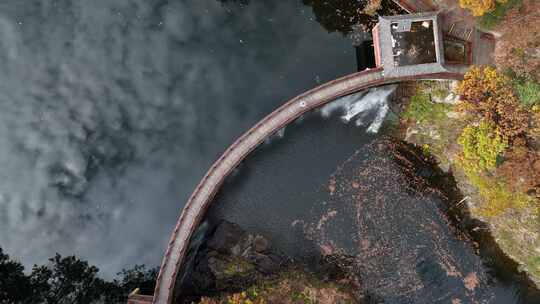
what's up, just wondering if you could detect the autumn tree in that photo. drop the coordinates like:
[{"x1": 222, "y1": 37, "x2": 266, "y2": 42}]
[
  {"x1": 456, "y1": 122, "x2": 534, "y2": 217},
  {"x1": 457, "y1": 66, "x2": 530, "y2": 140},
  {"x1": 458, "y1": 121, "x2": 507, "y2": 173},
  {"x1": 0, "y1": 248, "x2": 157, "y2": 304},
  {"x1": 459, "y1": 0, "x2": 507, "y2": 16},
  {"x1": 0, "y1": 248, "x2": 33, "y2": 303}
]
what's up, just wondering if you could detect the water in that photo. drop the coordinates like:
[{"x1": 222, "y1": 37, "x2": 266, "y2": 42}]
[
  {"x1": 208, "y1": 87, "x2": 395, "y2": 258},
  {"x1": 0, "y1": 0, "x2": 356, "y2": 275},
  {"x1": 205, "y1": 89, "x2": 540, "y2": 303}
]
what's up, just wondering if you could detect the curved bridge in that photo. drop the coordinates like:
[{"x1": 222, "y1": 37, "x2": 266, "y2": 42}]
[{"x1": 152, "y1": 68, "x2": 464, "y2": 304}]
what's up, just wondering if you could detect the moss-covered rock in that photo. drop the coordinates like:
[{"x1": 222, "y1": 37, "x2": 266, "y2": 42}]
[{"x1": 176, "y1": 221, "x2": 361, "y2": 303}]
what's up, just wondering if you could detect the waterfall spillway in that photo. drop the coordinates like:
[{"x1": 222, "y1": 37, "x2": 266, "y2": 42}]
[{"x1": 320, "y1": 85, "x2": 397, "y2": 133}]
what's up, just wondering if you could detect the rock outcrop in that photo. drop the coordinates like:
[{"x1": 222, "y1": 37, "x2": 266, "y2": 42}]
[{"x1": 176, "y1": 220, "x2": 364, "y2": 304}]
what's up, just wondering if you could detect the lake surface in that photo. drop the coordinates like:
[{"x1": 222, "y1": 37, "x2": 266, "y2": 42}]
[{"x1": 0, "y1": 0, "x2": 356, "y2": 275}]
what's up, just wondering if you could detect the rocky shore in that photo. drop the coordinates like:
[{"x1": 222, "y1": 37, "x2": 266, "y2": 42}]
[
  {"x1": 176, "y1": 220, "x2": 363, "y2": 304},
  {"x1": 397, "y1": 80, "x2": 540, "y2": 288}
]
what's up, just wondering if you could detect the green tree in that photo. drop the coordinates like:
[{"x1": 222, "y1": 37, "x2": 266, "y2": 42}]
[
  {"x1": 458, "y1": 120, "x2": 507, "y2": 173},
  {"x1": 0, "y1": 247, "x2": 157, "y2": 304},
  {"x1": 29, "y1": 254, "x2": 104, "y2": 304},
  {"x1": 101, "y1": 265, "x2": 158, "y2": 303},
  {"x1": 0, "y1": 248, "x2": 32, "y2": 304}
]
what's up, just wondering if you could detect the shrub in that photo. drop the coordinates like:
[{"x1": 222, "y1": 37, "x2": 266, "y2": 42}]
[
  {"x1": 458, "y1": 121, "x2": 507, "y2": 172},
  {"x1": 459, "y1": 0, "x2": 502, "y2": 16},
  {"x1": 478, "y1": 0, "x2": 522, "y2": 28},
  {"x1": 514, "y1": 79, "x2": 540, "y2": 107},
  {"x1": 403, "y1": 91, "x2": 452, "y2": 124},
  {"x1": 457, "y1": 66, "x2": 530, "y2": 139},
  {"x1": 457, "y1": 121, "x2": 538, "y2": 217}
]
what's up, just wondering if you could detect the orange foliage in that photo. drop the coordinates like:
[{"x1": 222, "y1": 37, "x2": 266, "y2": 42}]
[
  {"x1": 457, "y1": 66, "x2": 530, "y2": 139},
  {"x1": 497, "y1": 144, "x2": 540, "y2": 198}
]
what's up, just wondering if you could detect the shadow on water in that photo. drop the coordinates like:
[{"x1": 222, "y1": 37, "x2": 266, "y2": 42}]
[
  {"x1": 218, "y1": 0, "x2": 404, "y2": 35},
  {"x1": 435, "y1": 171, "x2": 540, "y2": 303}
]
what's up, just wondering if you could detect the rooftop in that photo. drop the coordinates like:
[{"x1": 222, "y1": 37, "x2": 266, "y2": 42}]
[
  {"x1": 391, "y1": 19, "x2": 437, "y2": 66},
  {"x1": 374, "y1": 12, "x2": 447, "y2": 77}
]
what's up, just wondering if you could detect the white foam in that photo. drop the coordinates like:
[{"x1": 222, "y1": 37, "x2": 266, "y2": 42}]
[{"x1": 320, "y1": 85, "x2": 397, "y2": 133}]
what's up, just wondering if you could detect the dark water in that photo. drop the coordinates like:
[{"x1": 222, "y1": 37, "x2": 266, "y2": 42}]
[
  {"x1": 207, "y1": 87, "x2": 396, "y2": 259},
  {"x1": 0, "y1": 0, "x2": 356, "y2": 275},
  {"x1": 204, "y1": 90, "x2": 540, "y2": 303}
]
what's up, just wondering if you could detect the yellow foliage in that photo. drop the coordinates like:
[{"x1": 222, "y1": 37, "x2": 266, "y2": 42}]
[
  {"x1": 459, "y1": 0, "x2": 507, "y2": 16},
  {"x1": 456, "y1": 119, "x2": 535, "y2": 217},
  {"x1": 196, "y1": 292, "x2": 266, "y2": 304},
  {"x1": 463, "y1": 169, "x2": 533, "y2": 217},
  {"x1": 227, "y1": 292, "x2": 265, "y2": 304},
  {"x1": 457, "y1": 121, "x2": 507, "y2": 173}
]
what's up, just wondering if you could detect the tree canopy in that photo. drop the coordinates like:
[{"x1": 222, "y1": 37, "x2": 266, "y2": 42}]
[{"x1": 0, "y1": 248, "x2": 157, "y2": 304}]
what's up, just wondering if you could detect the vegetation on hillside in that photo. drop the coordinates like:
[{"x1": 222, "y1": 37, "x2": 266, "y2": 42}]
[
  {"x1": 404, "y1": 0, "x2": 540, "y2": 283},
  {"x1": 457, "y1": 0, "x2": 523, "y2": 29},
  {"x1": 455, "y1": 66, "x2": 539, "y2": 216},
  {"x1": 478, "y1": 0, "x2": 523, "y2": 28},
  {"x1": 493, "y1": 0, "x2": 540, "y2": 80},
  {"x1": 194, "y1": 267, "x2": 356, "y2": 304},
  {"x1": 459, "y1": 0, "x2": 507, "y2": 17},
  {"x1": 403, "y1": 88, "x2": 452, "y2": 124},
  {"x1": 457, "y1": 66, "x2": 530, "y2": 140}
]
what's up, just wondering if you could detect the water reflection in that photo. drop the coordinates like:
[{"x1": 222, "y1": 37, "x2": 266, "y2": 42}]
[
  {"x1": 302, "y1": 0, "x2": 403, "y2": 34},
  {"x1": 0, "y1": 0, "x2": 355, "y2": 276}
]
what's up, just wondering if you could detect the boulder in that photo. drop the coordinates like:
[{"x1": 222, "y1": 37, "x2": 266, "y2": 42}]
[
  {"x1": 252, "y1": 252, "x2": 281, "y2": 274},
  {"x1": 207, "y1": 220, "x2": 247, "y2": 254},
  {"x1": 253, "y1": 235, "x2": 270, "y2": 253}
]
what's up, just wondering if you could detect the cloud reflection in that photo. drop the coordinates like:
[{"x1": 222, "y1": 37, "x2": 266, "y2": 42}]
[{"x1": 0, "y1": 0, "x2": 354, "y2": 276}]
